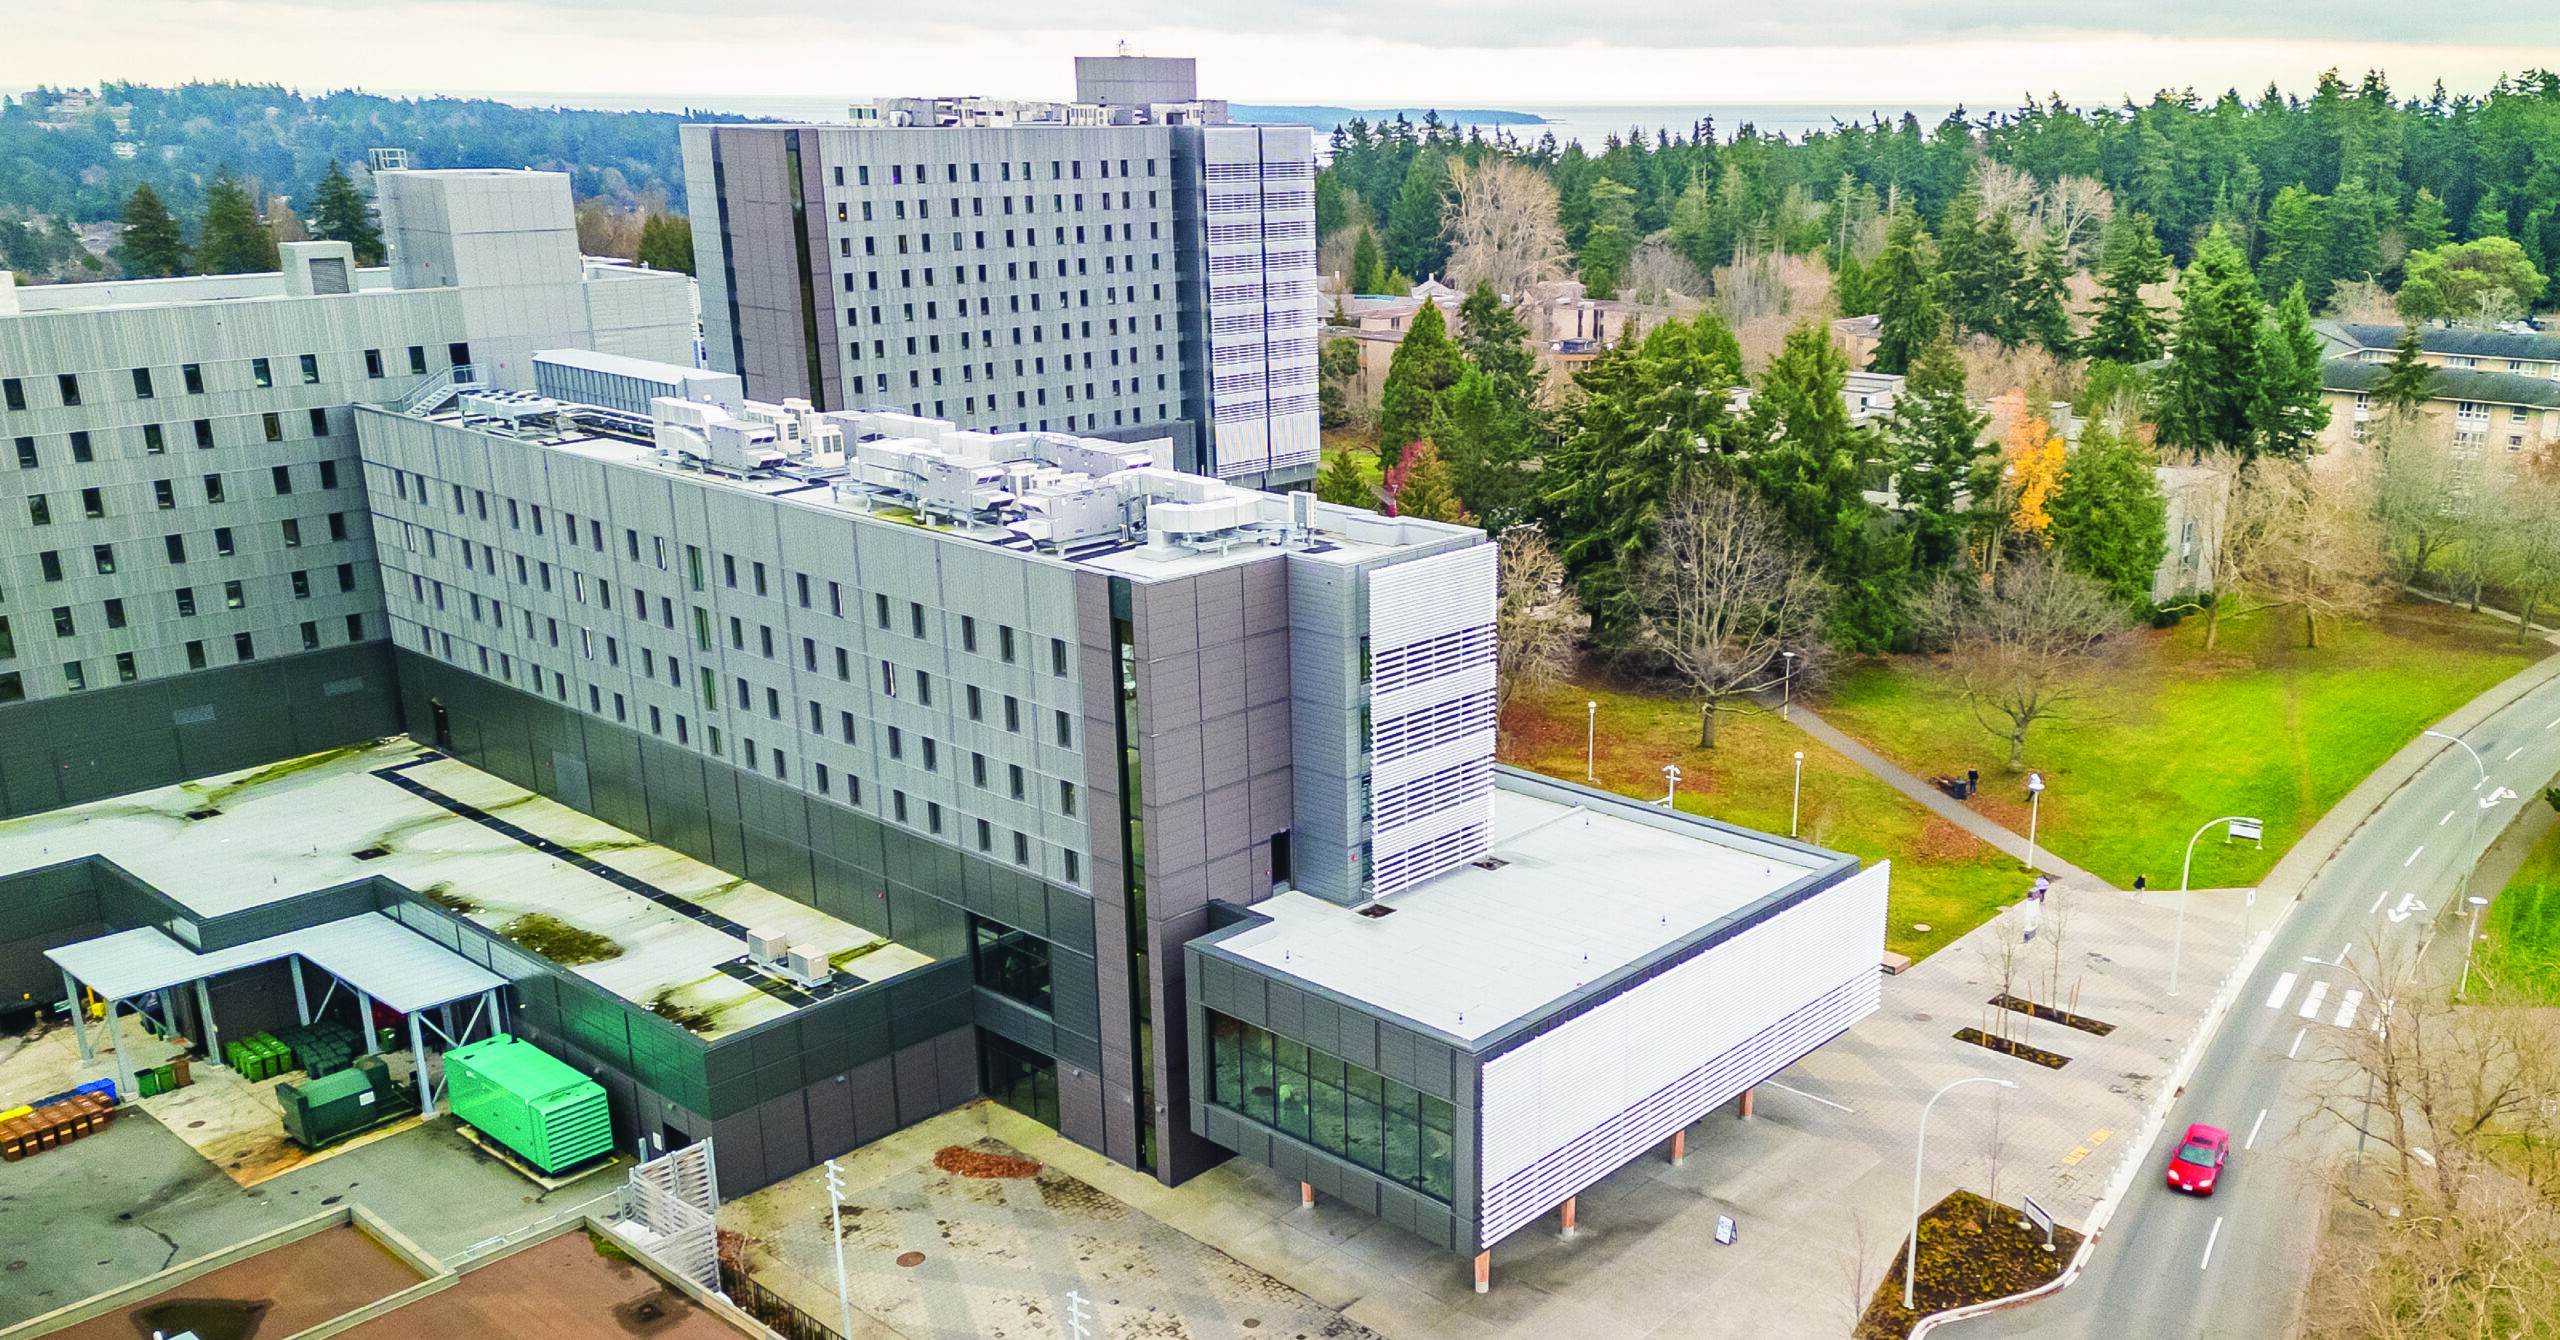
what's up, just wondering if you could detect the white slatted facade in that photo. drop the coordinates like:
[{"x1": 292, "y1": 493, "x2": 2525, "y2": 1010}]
[
  {"x1": 1199, "y1": 126, "x2": 1319, "y2": 481},
  {"x1": 1473, "y1": 861, "x2": 1891, "y2": 1247},
  {"x1": 1364, "y1": 544, "x2": 1497, "y2": 896}
]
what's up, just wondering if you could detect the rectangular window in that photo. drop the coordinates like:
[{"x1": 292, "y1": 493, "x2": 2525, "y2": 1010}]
[
  {"x1": 80, "y1": 487, "x2": 104, "y2": 518},
  {"x1": 1051, "y1": 637, "x2": 1069, "y2": 676},
  {"x1": 299, "y1": 353, "x2": 320, "y2": 384},
  {"x1": 967, "y1": 685, "x2": 983, "y2": 720},
  {"x1": 194, "y1": 420, "x2": 213, "y2": 449},
  {"x1": 272, "y1": 464, "x2": 294, "y2": 495},
  {"x1": 215, "y1": 527, "x2": 234, "y2": 557},
  {"x1": 1055, "y1": 710, "x2": 1073, "y2": 747},
  {"x1": 143, "y1": 423, "x2": 165, "y2": 454},
  {"x1": 252, "y1": 358, "x2": 273, "y2": 388},
  {"x1": 876, "y1": 592, "x2": 891, "y2": 628},
  {"x1": 365, "y1": 348, "x2": 384, "y2": 378},
  {"x1": 281, "y1": 518, "x2": 302, "y2": 548},
  {"x1": 308, "y1": 407, "x2": 329, "y2": 437},
  {"x1": 999, "y1": 625, "x2": 1016, "y2": 663},
  {"x1": 961, "y1": 615, "x2": 977, "y2": 652},
  {"x1": 234, "y1": 632, "x2": 256, "y2": 661},
  {"x1": 1, "y1": 378, "x2": 19, "y2": 411},
  {"x1": 971, "y1": 915, "x2": 1054, "y2": 1012},
  {"x1": 132, "y1": 367, "x2": 154, "y2": 399},
  {"x1": 262, "y1": 412, "x2": 283, "y2": 443},
  {"x1": 70, "y1": 431, "x2": 92, "y2": 462}
]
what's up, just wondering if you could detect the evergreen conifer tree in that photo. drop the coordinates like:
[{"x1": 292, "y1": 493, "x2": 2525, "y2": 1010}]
[
  {"x1": 1376, "y1": 300, "x2": 1464, "y2": 466},
  {"x1": 2021, "y1": 227, "x2": 2077, "y2": 357},
  {"x1": 1349, "y1": 228, "x2": 1388, "y2": 294},
  {"x1": 1316, "y1": 449, "x2": 1375, "y2": 510},
  {"x1": 2155, "y1": 229, "x2": 2267, "y2": 457},
  {"x1": 1884, "y1": 334, "x2": 1990, "y2": 573},
  {"x1": 1868, "y1": 207, "x2": 1943, "y2": 375},
  {"x1": 2087, "y1": 211, "x2": 2169, "y2": 364},
  {"x1": 1382, "y1": 150, "x2": 1451, "y2": 281},
  {"x1": 2373, "y1": 325, "x2": 2436, "y2": 413},
  {"x1": 2047, "y1": 426, "x2": 2169, "y2": 608},
  {"x1": 309, "y1": 160, "x2": 383, "y2": 264},
  {"x1": 636, "y1": 213, "x2": 695, "y2": 274},
  {"x1": 196, "y1": 168, "x2": 278, "y2": 275},
  {"x1": 2253, "y1": 282, "x2": 2332, "y2": 458},
  {"x1": 117, "y1": 182, "x2": 188, "y2": 277}
]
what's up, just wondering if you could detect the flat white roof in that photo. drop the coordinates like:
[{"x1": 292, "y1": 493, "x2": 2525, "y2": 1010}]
[
  {"x1": 48, "y1": 913, "x2": 505, "y2": 1014},
  {"x1": 0, "y1": 739, "x2": 931, "y2": 1039},
  {"x1": 1215, "y1": 781, "x2": 1839, "y2": 1046}
]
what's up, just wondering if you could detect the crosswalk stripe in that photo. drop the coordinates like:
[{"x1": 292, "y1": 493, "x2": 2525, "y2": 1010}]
[
  {"x1": 2334, "y1": 989, "x2": 2363, "y2": 1029},
  {"x1": 2300, "y1": 980, "x2": 2330, "y2": 1020},
  {"x1": 2266, "y1": 971, "x2": 2298, "y2": 1010}
]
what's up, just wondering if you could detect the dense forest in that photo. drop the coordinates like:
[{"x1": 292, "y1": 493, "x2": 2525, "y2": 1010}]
[
  {"x1": 1318, "y1": 70, "x2": 2560, "y2": 311},
  {"x1": 0, "y1": 83, "x2": 741, "y2": 229}
]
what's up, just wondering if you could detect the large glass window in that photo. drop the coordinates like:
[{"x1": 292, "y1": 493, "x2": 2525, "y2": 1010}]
[
  {"x1": 1207, "y1": 1011, "x2": 1455, "y2": 1203},
  {"x1": 978, "y1": 1029, "x2": 1060, "y2": 1129},
  {"x1": 970, "y1": 916, "x2": 1053, "y2": 1013}
]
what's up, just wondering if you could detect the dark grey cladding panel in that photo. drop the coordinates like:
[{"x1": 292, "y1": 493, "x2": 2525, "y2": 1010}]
[
  {"x1": 1046, "y1": 885, "x2": 1097, "y2": 955},
  {"x1": 1049, "y1": 944, "x2": 1101, "y2": 1041},
  {"x1": 1266, "y1": 977, "x2": 1308, "y2": 1039},
  {"x1": 974, "y1": 990, "x2": 1055, "y2": 1057},
  {"x1": 890, "y1": 1039, "x2": 944, "y2": 1128},
  {"x1": 1051, "y1": 1024, "x2": 1103, "y2": 1073}
]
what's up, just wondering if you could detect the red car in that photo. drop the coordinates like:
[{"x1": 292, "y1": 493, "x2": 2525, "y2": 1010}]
[{"x1": 2165, "y1": 1123, "x2": 2231, "y2": 1196}]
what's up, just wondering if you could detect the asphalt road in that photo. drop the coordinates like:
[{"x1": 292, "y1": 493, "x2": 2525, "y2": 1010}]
[{"x1": 1958, "y1": 669, "x2": 2560, "y2": 1340}]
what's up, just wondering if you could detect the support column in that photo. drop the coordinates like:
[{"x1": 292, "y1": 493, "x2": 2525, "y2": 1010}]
[
  {"x1": 193, "y1": 978, "x2": 221, "y2": 1070},
  {"x1": 107, "y1": 1000, "x2": 137, "y2": 1103},
  {"x1": 1300, "y1": 1181, "x2": 1314, "y2": 1208},
  {"x1": 410, "y1": 1011, "x2": 434, "y2": 1119},
  {"x1": 1737, "y1": 1087, "x2": 1755, "y2": 1119},
  {"x1": 291, "y1": 958, "x2": 311, "y2": 1027},
  {"x1": 357, "y1": 989, "x2": 379, "y2": 1054},
  {"x1": 1473, "y1": 1251, "x2": 1491, "y2": 1294},
  {"x1": 1560, "y1": 1196, "x2": 1578, "y2": 1237},
  {"x1": 483, "y1": 989, "x2": 501, "y2": 1043},
  {"x1": 64, "y1": 970, "x2": 93, "y2": 1061},
  {"x1": 1670, "y1": 1130, "x2": 1686, "y2": 1166}
]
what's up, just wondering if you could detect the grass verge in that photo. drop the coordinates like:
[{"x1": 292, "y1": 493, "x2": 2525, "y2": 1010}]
[
  {"x1": 1505, "y1": 676, "x2": 2026, "y2": 961},
  {"x1": 2479, "y1": 815, "x2": 2560, "y2": 1003},
  {"x1": 1818, "y1": 601, "x2": 2547, "y2": 891}
]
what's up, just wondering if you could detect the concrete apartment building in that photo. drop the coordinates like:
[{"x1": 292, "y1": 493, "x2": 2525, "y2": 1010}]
[
  {"x1": 0, "y1": 169, "x2": 692, "y2": 816},
  {"x1": 681, "y1": 54, "x2": 1321, "y2": 492},
  {"x1": 2315, "y1": 322, "x2": 2560, "y2": 467}
]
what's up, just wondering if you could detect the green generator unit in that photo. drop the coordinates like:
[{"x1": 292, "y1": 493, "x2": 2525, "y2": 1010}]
[
  {"x1": 444, "y1": 1035, "x2": 612, "y2": 1174},
  {"x1": 277, "y1": 1056, "x2": 395, "y2": 1149}
]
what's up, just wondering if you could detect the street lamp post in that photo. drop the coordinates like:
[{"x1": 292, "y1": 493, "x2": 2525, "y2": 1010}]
[
  {"x1": 2173, "y1": 814, "x2": 2264, "y2": 995},
  {"x1": 2461, "y1": 894, "x2": 2492, "y2": 999},
  {"x1": 1660, "y1": 763, "x2": 1682, "y2": 809},
  {"x1": 2023, "y1": 773, "x2": 2045, "y2": 873},
  {"x1": 2421, "y1": 729, "x2": 2488, "y2": 791},
  {"x1": 1585, "y1": 701, "x2": 1597, "y2": 782},
  {"x1": 1781, "y1": 651, "x2": 1797, "y2": 719},
  {"x1": 2423, "y1": 730, "x2": 2508, "y2": 913},
  {"x1": 1906, "y1": 1076, "x2": 2019, "y2": 1311},
  {"x1": 1791, "y1": 751, "x2": 1805, "y2": 838},
  {"x1": 825, "y1": 1158, "x2": 854, "y2": 1340}
]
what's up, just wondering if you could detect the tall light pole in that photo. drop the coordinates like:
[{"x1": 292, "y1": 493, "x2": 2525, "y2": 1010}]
[
  {"x1": 2023, "y1": 773, "x2": 2045, "y2": 873},
  {"x1": 1791, "y1": 751, "x2": 1805, "y2": 838},
  {"x1": 1660, "y1": 763, "x2": 1682, "y2": 809},
  {"x1": 1585, "y1": 701, "x2": 1597, "y2": 782},
  {"x1": 825, "y1": 1158, "x2": 853, "y2": 1340},
  {"x1": 1781, "y1": 650, "x2": 1796, "y2": 718},
  {"x1": 2461, "y1": 894, "x2": 2492, "y2": 999},
  {"x1": 2421, "y1": 729, "x2": 2487, "y2": 791},
  {"x1": 2423, "y1": 730, "x2": 2507, "y2": 912},
  {"x1": 1907, "y1": 1076, "x2": 2019, "y2": 1310},
  {"x1": 2173, "y1": 814, "x2": 2263, "y2": 995}
]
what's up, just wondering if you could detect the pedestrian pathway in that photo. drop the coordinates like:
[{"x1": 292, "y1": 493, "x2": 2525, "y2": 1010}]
[{"x1": 1785, "y1": 704, "x2": 2118, "y2": 890}]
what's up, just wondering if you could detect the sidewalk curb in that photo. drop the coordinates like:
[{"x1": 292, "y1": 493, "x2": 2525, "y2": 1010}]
[{"x1": 1917, "y1": 652, "x2": 2560, "y2": 1334}]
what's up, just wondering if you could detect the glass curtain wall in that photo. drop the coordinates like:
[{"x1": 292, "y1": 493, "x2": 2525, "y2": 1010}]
[{"x1": 1206, "y1": 1010, "x2": 1454, "y2": 1202}]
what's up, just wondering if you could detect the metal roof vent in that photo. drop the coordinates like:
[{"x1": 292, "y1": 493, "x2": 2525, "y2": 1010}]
[
  {"x1": 1472, "y1": 857, "x2": 1510, "y2": 871},
  {"x1": 1356, "y1": 903, "x2": 1396, "y2": 919}
]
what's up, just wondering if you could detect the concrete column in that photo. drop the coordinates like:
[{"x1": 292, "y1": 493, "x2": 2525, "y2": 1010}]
[
  {"x1": 357, "y1": 989, "x2": 379, "y2": 1054},
  {"x1": 107, "y1": 1000, "x2": 136, "y2": 1103},
  {"x1": 193, "y1": 978, "x2": 221, "y2": 1070},
  {"x1": 1561, "y1": 1196, "x2": 1577, "y2": 1237},
  {"x1": 64, "y1": 969, "x2": 92, "y2": 1061},
  {"x1": 1670, "y1": 1130, "x2": 1686, "y2": 1166},
  {"x1": 1737, "y1": 1087, "x2": 1755, "y2": 1119},
  {"x1": 1300, "y1": 1181, "x2": 1314, "y2": 1208},
  {"x1": 1473, "y1": 1250, "x2": 1491, "y2": 1294},
  {"x1": 483, "y1": 989, "x2": 501, "y2": 1043},
  {"x1": 410, "y1": 1011, "x2": 434, "y2": 1118},
  {"x1": 291, "y1": 958, "x2": 311, "y2": 1027}
]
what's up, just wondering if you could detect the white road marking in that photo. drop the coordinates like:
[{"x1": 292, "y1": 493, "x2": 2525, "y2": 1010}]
[
  {"x1": 2369, "y1": 890, "x2": 2390, "y2": 914},
  {"x1": 2201, "y1": 1216, "x2": 2225, "y2": 1270},
  {"x1": 1763, "y1": 1080, "x2": 1853, "y2": 1113},
  {"x1": 2388, "y1": 893, "x2": 2428, "y2": 924},
  {"x1": 2441, "y1": 810, "x2": 2456, "y2": 826},
  {"x1": 2506, "y1": 746, "x2": 2524, "y2": 761},
  {"x1": 2338, "y1": 945, "x2": 2353, "y2": 968},
  {"x1": 2406, "y1": 846, "x2": 2424, "y2": 867},
  {"x1": 2546, "y1": 716, "x2": 2557, "y2": 730},
  {"x1": 2267, "y1": 972, "x2": 2299, "y2": 1009},
  {"x1": 2289, "y1": 1027, "x2": 2307, "y2": 1058},
  {"x1": 2334, "y1": 989, "x2": 2364, "y2": 1029},
  {"x1": 2245, "y1": 1109, "x2": 2268, "y2": 1151},
  {"x1": 2300, "y1": 980, "x2": 2330, "y2": 1020}
]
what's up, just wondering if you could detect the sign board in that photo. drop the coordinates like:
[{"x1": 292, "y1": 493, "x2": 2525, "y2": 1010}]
[
  {"x1": 2027, "y1": 773, "x2": 2045, "y2": 794},
  {"x1": 2021, "y1": 1194, "x2": 2056, "y2": 1251},
  {"x1": 1714, "y1": 1215, "x2": 1737, "y2": 1246},
  {"x1": 2229, "y1": 818, "x2": 2264, "y2": 842}
]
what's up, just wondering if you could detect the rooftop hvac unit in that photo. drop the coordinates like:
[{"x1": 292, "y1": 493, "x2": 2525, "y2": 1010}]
[
  {"x1": 444, "y1": 1035, "x2": 613, "y2": 1174},
  {"x1": 785, "y1": 944, "x2": 830, "y2": 985},
  {"x1": 747, "y1": 927, "x2": 789, "y2": 962}
]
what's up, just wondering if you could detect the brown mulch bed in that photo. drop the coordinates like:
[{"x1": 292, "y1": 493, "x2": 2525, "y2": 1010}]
[
  {"x1": 1952, "y1": 1027, "x2": 2071, "y2": 1069},
  {"x1": 1988, "y1": 994, "x2": 2117, "y2": 1036},
  {"x1": 933, "y1": 1142, "x2": 1042, "y2": 1179},
  {"x1": 1857, "y1": 1190, "x2": 2083, "y2": 1339}
]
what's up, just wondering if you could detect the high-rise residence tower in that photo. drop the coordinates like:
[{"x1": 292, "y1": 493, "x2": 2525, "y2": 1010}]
[{"x1": 681, "y1": 55, "x2": 1319, "y2": 492}]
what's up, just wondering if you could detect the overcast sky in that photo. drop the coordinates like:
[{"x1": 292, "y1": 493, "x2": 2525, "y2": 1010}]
[{"x1": 10, "y1": 2, "x2": 2560, "y2": 110}]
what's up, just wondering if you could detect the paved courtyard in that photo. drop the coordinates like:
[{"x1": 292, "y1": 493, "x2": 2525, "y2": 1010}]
[{"x1": 720, "y1": 872, "x2": 2255, "y2": 1339}]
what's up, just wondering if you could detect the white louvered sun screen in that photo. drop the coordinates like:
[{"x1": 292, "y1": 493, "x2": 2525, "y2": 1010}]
[{"x1": 1364, "y1": 542, "x2": 1497, "y2": 896}]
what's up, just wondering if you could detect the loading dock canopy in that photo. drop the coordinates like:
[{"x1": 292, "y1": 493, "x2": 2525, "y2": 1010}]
[{"x1": 47, "y1": 911, "x2": 505, "y2": 1014}]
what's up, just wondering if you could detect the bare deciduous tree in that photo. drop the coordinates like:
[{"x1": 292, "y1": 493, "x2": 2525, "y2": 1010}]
[
  {"x1": 1620, "y1": 242, "x2": 1708, "y2": 307},
  {"x1": 2030, "y1": 175, "x2": 2115, "y2": 264},
  {"x1": 1625, "y1": 483, "x2": 1829, "y2": 748},
  {"x1": 1914, "y1": 550, "x2": 2130, "y2": 770},
  {"x1": 1971, "y1": 160, "x2": 2038, "y2": 222},
  {"x1": 1836, "y1": 1209, "x2": 1882, "y2": 1331},
  {"x1": 1441, "y1": 159, "x2": 1567, "y2": 300},
  {"x1": 2233, "y1": 456, "x2": 2391, "y2": 648},
  {"x1": 1494, "y1": 528, "x2": 1582, "y2": 751}
]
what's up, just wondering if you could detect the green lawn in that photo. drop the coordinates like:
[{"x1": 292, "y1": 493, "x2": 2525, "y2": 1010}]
[
  {"x1": 1505, "y1": 678, "x2": 2028, "y2": 961},
  {"x1": 2479, "y1": 819, "x2": 2560, "y2": 1003},
  {"x1": 1817, "y1": 600, "x2": 2549, "y2": 892}
]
